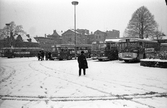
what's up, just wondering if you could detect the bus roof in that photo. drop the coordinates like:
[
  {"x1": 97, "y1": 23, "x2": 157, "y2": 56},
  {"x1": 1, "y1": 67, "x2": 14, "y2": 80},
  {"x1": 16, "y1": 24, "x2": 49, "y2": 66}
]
[
  {"x1": 119, "y1": 37, "x2": 157, "y2": 43},
  {"x1": 2, "y1": 47, "x2": 41, "y2": 49},
  {"x1": 105, "y1": 39, "x2": 121, "y2": 43},
  {"x1": 161, "y1": 43, "x2": 167, "y2": 46},
  {"x1": 56, "y1": 44, "x2": 92, "y2": 47}
]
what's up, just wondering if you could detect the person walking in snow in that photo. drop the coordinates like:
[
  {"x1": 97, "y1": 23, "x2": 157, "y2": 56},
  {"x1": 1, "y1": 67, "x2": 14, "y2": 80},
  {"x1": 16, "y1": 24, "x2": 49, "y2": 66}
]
[{"x1": 77, "y1": 51, "x2": 88, "y2": 76}]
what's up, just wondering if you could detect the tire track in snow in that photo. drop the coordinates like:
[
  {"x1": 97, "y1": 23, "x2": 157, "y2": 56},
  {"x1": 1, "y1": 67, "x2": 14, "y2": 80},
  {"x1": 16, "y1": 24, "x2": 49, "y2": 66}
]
[
  {"x1": 1, "y1": 92, "x2": 167, "y2": 101},
  {"x1": 0, "y1": 65, "x2": 16, "y2": 84},
  {"x1": 1, "y1": 61, "x2": 47, "y2": 96},
  {"x1": 41, "y1": 61, "x2": 167, "y2": 92},
  {"x1": 37, "y1": 61, "x2": 167, "y2": 108},
  {"x1": 0, "y1": 67, "x2": 5, "y2": 76},
  {"x1": 39, "y1": 62, "x2": 152, "y2": 93},
  {"x1": 1, "y1": 61, "x2": 166, "y2": 108},
  {"x1": 29, "y1": 61, "x2": 111, "y2": 95}
]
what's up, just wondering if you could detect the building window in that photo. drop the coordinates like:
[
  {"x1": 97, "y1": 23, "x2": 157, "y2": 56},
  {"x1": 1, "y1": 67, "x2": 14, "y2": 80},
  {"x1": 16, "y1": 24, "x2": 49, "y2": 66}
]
[{"x1": 68, "y1": 38, "x2": 72, "y2": 42}]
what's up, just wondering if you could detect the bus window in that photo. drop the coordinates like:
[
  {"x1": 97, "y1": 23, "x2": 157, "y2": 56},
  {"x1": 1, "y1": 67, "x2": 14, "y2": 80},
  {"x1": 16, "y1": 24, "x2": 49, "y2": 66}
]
[{"x1": 124, "y1": 43, "x2": 127, "y2": 48}]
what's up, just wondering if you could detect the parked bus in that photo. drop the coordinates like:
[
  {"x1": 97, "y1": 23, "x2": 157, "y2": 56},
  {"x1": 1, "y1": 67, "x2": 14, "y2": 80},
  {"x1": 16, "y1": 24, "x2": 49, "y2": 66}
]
[
  {"x1": 92, "y1": 39, "x2": 120, "y2": 61},
  {"x1": 53, "y1": 44, "x2": 91, "y2": 60},
  {"x1": 91, "y1": 41, "x2": 105, "y2": 60},
  {"x1": 103, "y1": 39, "x2": 119, "y2": 60},
  {"x1": 158, "y1": 39, "x2": 167, "y2": 60},
  {"x1": 0, "y1": 47, "x2": 42, "y2": 58},
  {"x1": 118, "y1": 37, "x2": 159, "y2": 62}
]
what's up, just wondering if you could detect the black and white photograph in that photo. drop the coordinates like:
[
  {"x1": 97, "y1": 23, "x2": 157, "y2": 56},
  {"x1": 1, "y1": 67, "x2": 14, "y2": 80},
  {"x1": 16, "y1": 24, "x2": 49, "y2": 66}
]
[{"x1": 0, "y1": 0, "x2": 167, "y2": 108}]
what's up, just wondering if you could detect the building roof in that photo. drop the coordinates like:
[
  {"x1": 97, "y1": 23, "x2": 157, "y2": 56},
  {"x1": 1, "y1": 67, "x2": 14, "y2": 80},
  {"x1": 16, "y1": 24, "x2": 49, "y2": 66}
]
[
  {"x1": 47, "y1": 30, "x2": 60, "y2": 38},
  {"x1": 14, "y1": 34, "x2": 36, "y2": 42},
  {"x1": 94, "y1": 30, "x2": 106, "y2": 34},
  {"x1": 70, "y1": 29, "x2": 81, "y2": 34},
  {"x1": 161, "y1": 43, "x2": 167, "y2": 46},
  {"x1": 62, "y1": 29, "x2": 82, "y2": 36}
]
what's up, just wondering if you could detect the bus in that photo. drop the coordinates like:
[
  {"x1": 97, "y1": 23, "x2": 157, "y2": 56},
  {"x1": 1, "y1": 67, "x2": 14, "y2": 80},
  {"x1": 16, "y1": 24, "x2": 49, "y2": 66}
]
[
  {"x1": 53, "y1": 44, "x2": 92, "y2": 60},
  {"x1": 91, "y1": 41, "x2": 105, "y2": 60},
  {"x1": 118, "y1": 37, "x2": 159, "y2": 62},
  {"x1": 158, "y1": 39, "x2": 167, "y2": 60},
  {"x1": 0, "y1": 47, "x2": 42, "y2": 58},
  {"x1": 92, "y1": 39, "x2": 119, "y2": 61},
  {"x1": 103, "y1": 39, "x2": 119, "y2": 60}
]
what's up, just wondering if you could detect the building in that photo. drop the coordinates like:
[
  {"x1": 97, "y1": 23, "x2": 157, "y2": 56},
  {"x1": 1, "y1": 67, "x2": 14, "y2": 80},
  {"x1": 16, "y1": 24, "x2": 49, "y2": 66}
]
[
  {"x1": 33, "y1": 29, "x2": 120, "y2": 51},
  {"x1": 93, "y1": 30, "x2": 107, "y2": 43},
  {"x1": 106, "y1": 29, "x2": 120, "y2": 39},
  {"x1": 61, "y1": 29, "x2": 87, "y2": 44},
  {"x1": 87, "y1": 33, "x2": 95, "y2": 44},
  {"x1": 34, "y1": 30, "x2": 61, "y2": 51},
  {"x1": 77, "y1": 29, "x2": 89, "y2": 35}
]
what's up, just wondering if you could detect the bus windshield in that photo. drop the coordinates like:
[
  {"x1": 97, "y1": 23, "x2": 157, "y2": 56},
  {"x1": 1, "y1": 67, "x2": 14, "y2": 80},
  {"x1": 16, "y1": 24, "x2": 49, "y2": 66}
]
[{"x1": 119, "y1": 42, "x2": 139, "y2": 52}]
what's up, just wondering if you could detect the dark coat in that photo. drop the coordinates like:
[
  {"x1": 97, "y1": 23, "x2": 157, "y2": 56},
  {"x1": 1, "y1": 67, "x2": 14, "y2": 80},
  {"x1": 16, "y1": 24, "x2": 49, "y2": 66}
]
[{"x1": 78, "y1": 54, "x2": 88, "y2": 69}]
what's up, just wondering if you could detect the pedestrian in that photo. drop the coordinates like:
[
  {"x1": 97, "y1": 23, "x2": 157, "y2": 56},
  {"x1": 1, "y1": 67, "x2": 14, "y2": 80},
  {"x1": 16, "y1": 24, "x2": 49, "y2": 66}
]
[
  {"x1": 37, "y1": 51, "x2": 41, "y2": 61},
  {"x1": 40, "y1": 50, "x2": 44, "y2": 61},
  {"x1": 45, "y1": 51, "x2": 48, "y2": 60},
  {"x1": 48, "y1": 52, "x2": 52, "y2": 60},
  {"x1": 77, "y1": 51, "x2": 88, "y2": 76}
]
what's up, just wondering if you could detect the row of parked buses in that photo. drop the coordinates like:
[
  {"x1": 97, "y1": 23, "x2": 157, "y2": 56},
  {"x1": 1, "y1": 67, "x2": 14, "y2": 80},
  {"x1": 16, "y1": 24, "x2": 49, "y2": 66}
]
[
  {"x1": 91, "y1": 37, "x2": 166, "y2": 62},
  {"x1": 52, "y1": 44, "x2": 91, "y2": 60},
  {"x1": 0, "y1": 44, "x2": 92, "y2": 59},
  {"x1": 0, "y1": 37, "x2": 166, "y2": 62},
  {"x1": 0, "y1": 47, "x2": 42, "y2": 58}
]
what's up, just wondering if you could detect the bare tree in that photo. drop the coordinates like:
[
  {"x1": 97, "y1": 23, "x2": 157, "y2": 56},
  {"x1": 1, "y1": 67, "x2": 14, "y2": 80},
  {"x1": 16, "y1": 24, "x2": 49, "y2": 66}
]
[
  {"x1": 124, "y1": 6, "x2": 158, "y2": 39},
  {"x1": 0, "y1": 21, "x2": 27, "y2": 47},
  {"x1": 0, "y1": 21, "x2": 26, "y2": 40}
]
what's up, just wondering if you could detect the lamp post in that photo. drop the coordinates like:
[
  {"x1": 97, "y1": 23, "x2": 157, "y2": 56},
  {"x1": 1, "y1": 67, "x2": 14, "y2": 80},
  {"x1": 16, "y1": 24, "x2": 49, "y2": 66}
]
[
  {"x1": 6, "y1": 23, "x2": 10, "y2": 37},
  {"x1": 6, "y1": 23, "x2": 13, "y2": 48},
  {"x1": 72, "y1": 1, "x2": 78, "y2": 59}
]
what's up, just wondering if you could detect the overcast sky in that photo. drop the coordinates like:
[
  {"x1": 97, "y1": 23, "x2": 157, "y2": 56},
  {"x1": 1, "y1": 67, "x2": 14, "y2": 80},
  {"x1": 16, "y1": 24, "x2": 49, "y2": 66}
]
[{"x1": 0, "y1": 0, "x2": 167, "y2": 37}]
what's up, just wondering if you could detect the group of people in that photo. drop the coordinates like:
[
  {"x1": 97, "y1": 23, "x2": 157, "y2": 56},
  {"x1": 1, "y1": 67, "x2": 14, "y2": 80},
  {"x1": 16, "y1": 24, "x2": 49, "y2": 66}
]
[{"x1": 37, "y1": 50, "x2": 53, "y2": 61}]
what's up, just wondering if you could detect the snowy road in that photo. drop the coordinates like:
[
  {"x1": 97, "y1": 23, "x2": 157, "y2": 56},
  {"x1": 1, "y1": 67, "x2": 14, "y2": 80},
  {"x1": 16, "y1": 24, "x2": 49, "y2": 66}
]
[{"x1": 0, "y1": 57, "x2": 167, "y2": 108}]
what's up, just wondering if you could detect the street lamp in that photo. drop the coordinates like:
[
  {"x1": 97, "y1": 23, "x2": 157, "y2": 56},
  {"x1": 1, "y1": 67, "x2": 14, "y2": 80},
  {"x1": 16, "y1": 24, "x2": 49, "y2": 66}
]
[
  {"x1": 72, "y1": 1, "x2": 79, "y2": 59},
  {"x1": 6, "y1": 23, "x2": 13, "y2": 48},
  {"x1": 6, "y1": 23, "x2": 10, "y2": 37}
]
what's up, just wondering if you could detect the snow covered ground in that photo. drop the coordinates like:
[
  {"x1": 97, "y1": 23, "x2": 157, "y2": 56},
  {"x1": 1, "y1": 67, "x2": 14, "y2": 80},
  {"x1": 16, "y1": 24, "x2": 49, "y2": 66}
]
[{"x1": 0, "y1": 57, "x2": 167, "y2": 108}]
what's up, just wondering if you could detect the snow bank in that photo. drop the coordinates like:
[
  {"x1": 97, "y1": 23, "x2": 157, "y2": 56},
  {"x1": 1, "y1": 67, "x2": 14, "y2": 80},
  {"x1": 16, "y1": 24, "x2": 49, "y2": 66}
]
[{"x1": 140, "y1": 59, "x2": 167, "y2": 68}]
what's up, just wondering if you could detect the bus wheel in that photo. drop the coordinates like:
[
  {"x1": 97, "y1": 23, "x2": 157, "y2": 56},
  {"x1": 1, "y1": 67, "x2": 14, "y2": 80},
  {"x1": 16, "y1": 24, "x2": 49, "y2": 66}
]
[
  {"x1": 98, "y1": 59, "x2": 102, "y2": 61},
  {"x1": 124, "y1": 60, "x2": 129, "y2": 63}
]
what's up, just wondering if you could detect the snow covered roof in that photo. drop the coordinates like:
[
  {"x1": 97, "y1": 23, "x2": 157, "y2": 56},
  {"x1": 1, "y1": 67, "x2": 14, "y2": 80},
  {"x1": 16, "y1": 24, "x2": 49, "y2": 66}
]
[
  {"x1": 14, "y1": 34, "x2": 37, "y2": 43},
  {"x1": 31, "y1": 37, "x2": 37, "y2": 42},
  {"x1": 70, "y1": 29, "x2": 81, "y2": 34},
  {"x1": 105, "y1": 39, "x2": 121, "y2": 42},
  {"x1": 14, "y1": 34, "x2": 29, "y2": 42},
  {"x1": 162, "y1": 36, "x2": 167, "y2": 39},
  {"x1": 161, "y1": 43, "x2": 167, "y2": 46},
  {"x1": 118, "y1": 37, "x2": 157, "y2": 43}
]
